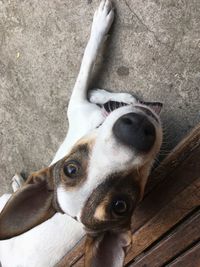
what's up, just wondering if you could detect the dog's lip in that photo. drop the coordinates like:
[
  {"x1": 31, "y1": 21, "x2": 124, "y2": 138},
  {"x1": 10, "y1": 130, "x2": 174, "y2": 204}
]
[
  {"x1": 135, "y1": 105, "x2": 159, "y2": 123},
  {"x1": 102, "y1": 101, "x2": 128, "y2": 115},
  {"x1": 96, "y1": 100, "x2": 160, "y2": 128},
  {"x1": 96, "y1": 101, "x2": 128, "y2": 128},
  {"x1": 101, "y1": 100, "x2": 161, "y2": 117}
]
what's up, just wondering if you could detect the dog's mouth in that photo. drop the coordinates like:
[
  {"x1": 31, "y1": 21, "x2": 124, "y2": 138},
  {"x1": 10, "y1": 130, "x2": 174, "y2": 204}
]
[
  {"x1": 96, "y1": 100, "x2": 162, "y2": 129},
  {"x1": 101, "y1": 101, "x2": 128, "y2": 115},
  {"x1": 101, "y1": 100, "x2": 162, "y2": 117}
]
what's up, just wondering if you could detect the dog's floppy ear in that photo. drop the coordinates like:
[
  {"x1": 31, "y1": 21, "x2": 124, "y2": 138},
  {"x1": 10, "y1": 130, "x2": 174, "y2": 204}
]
[
  {"x1": 84, "y1": 231, "x2": 132, "y2": 267},
  {"x1": 0, "y1": 167, "x2": 58, "y2": 240}
]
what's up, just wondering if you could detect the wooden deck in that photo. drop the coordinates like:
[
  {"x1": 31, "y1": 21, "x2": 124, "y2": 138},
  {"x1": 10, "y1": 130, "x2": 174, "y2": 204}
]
[{"x1": 58, "y1": 124, "x2": 200, "y2": 267}]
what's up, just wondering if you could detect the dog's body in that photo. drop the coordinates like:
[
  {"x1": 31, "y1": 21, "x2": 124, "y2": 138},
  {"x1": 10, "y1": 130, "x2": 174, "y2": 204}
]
[{"x1": 0, "y1": 1, "x2": 163, "y2": 267}]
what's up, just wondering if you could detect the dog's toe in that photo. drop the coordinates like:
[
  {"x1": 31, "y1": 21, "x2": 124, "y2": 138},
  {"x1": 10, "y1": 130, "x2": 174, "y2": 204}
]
[
  {"x1": 91, "y1": 0, "x2": 114, "y2": 40},
  {"x1": 103, "y1": 0, "x2": 112, "y2": 14}
]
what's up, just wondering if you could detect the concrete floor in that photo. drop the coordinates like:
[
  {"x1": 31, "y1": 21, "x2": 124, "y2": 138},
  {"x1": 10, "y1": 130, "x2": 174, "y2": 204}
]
[{"x1": 0, "y1": 0, "x2": 200, "y2": 194}]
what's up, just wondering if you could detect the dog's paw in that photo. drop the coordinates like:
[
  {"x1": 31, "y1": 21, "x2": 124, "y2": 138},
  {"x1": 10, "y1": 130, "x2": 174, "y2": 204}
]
[
  {"x1": 111, "y1": 93, "x2": 138, "y2": 105},
  {"x1": 11, "y1": 174, "x2": 25, "y2": 192},
  {"x1": 91, "y1": 0, "x2": 114, "y2": 41},
  {"x1": 89, "y1": 89, "x2": 111, "y2": 104},
  {"x1": 89, "y1": 89, "x2": 138, "y2": 105}
]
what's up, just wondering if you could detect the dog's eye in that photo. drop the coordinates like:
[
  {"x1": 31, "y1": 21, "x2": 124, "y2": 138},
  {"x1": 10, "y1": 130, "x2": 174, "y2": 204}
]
[
  {"x1": 63, "y1": 161, "x2": 80, "y2": 178},
  {"x1": 112, "y1": 199, "x2": 128, "y2": 215}
]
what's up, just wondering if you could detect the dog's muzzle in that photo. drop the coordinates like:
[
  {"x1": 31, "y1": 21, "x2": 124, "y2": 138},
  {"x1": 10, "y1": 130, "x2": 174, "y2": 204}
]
[{"x1": 112, "y1": 112, "x2": 156, "y2": 152}]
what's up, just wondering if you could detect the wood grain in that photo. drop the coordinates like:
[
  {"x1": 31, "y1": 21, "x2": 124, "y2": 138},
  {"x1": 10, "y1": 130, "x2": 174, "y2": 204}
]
[
  {"x1": 166, "y1": 241, "x2": 200, "y2": 267},
  {"x1": 54, "y1": 240, "x2": 85, "y2": 267},
  {"x1": 125, "y1": 177, "x2": 200, "y2": 264},
  {"x1": 131, "y1": 145, "x2": 200, "y2": 233},
  {"x1": 146, "y1": 123, "x2": 200, "y2": 192},
  {"x1": 128, "y1": 210, "x2": 200, "y2": 267}
]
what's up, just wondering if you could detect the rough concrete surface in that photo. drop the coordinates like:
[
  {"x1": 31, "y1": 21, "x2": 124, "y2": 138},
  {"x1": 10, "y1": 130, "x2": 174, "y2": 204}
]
[{"x1": 0, "y1": 0, "x2": 200, "y2": 194}]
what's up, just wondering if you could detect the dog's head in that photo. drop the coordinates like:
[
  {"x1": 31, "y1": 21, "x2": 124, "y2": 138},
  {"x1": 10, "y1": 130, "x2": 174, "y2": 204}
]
[{"x1": 0, "y1": 101, "x2": 162, "y2": 266}]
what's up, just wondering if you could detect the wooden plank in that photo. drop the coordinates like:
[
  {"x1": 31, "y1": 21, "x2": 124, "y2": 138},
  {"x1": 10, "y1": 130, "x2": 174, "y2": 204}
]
[
  {"x1": 124, "y1": 177, "x2": 200, "y2": 264},
  {"x1": 128, "y1": 210, "x2": 200, "y2": 267},
  {"x1": 166, "y1": 241, "x2": 200, "y2": 267},
  {"x1": 55, "y1": 240, "x2": 85, "y2": 267},
  {"x1": 59, "y1": 124, "x2": 200, "y2": 266},
  {"x1": 147, "y1": 123, "x2": 200, "y2": 192},
  {"x1": 131, "y1": 145, "x2": 200, "y2": 232}
]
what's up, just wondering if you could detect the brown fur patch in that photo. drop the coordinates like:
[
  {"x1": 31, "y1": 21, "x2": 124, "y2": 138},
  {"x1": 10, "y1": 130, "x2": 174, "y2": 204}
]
[
  {"x1": 81, "y1": 173, "x2": 140, "y2": 234},
  {"x1": 84, "y1": 234, "x2": 101, "y2": 267},
  {"x1": 94, "y1": 200, "x2": 108, "y2": 221},
  {"x1": 54, "y1": 143, "x2": 90, "y2": 190}
]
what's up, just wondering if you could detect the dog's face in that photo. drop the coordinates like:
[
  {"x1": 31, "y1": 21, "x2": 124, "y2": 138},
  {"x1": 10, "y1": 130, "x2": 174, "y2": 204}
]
[
  {"x1": 0, "y1": 102, "x2": 162, "y2": 266},
  {"x1": 57, "y1": 103, "x2": 162, "y2": 223}
]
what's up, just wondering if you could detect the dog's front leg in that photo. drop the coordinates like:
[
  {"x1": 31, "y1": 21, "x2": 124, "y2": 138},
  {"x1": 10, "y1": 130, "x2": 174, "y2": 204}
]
[
  {"x1": 51, "y1": 1, "x2": 114, "y2": 165},
  {"x1": 67, "y1": 0, "x2": 114, "y2": 117}
]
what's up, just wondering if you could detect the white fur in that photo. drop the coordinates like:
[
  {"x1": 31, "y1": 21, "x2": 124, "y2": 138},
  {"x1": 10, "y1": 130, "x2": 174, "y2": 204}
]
[
  {"x1": 0, "y1": 2, "x2": 115, "y2": 266},
  {"x1": 89, "y1": 89, "x2": 137, "y2": 105},
  {"x1": 0, "y1": 1, "x2": 162, "y2": 266}
]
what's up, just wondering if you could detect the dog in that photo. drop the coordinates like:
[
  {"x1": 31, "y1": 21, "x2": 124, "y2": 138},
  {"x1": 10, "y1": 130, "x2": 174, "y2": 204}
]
[{"x1": 0, "y1": 1, "x2": 163, "y2": 266}]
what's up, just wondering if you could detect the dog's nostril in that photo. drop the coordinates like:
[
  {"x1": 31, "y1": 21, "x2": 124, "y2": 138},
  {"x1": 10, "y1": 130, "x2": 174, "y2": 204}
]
[{"x1": 113, "y1": 112, "x2": 156, "y2": 152}]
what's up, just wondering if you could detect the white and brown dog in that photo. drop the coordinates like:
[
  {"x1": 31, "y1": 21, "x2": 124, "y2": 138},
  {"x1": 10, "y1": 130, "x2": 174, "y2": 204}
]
[{"x1": 0, "y1": 1, "x2": 163, "y2": 266}]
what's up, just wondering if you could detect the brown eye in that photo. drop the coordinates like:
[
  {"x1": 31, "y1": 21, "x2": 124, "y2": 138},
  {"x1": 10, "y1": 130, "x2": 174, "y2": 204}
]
[
  {"x1": 112, "y1": 199, "x2": 128, "y2": 215},
  {"x1": 63, "y1": 161, "x2": 80, "y2": 178}
]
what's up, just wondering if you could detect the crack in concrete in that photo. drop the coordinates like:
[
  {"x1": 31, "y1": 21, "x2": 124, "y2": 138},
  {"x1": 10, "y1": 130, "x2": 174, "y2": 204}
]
[
  {"x1": 123, "y1": 0, "x2": 199, "y2": 66},
  {"x1": 124, "y1": 0, "x2": 169, "y2": 46},
  {"x1": 0, "y1": 25, "x2": 6, "y2": 52}
]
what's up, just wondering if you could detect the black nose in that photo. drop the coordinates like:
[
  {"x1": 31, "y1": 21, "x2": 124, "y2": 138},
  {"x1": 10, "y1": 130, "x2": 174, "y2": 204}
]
[{"x1": 113, "y1": 113, "x2": 156, "y2": 152}]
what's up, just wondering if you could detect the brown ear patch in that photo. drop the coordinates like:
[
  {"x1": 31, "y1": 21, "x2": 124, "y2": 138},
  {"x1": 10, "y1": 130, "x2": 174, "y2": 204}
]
[
  {"x1": 0, "y1": 178, "x2": 56, "y2": 240},
  {"x1": 85, "y1": 234, "x2": 104, "y2": 267},
  {"x1": 85, "y1": 231, "x2": 130, "y2": 267}
]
